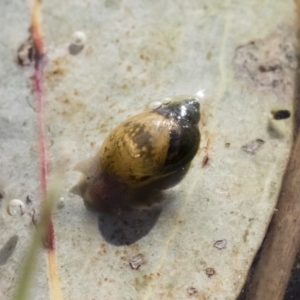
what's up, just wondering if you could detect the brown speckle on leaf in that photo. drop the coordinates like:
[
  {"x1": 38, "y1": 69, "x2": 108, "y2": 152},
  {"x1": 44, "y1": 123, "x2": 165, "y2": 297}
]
[
  {"x1": 26, "y1": 194, "x2": 35, "y2": 204},
  {"x1": 206, "y1": 267, "x2": 215, "y2": 277},
  {"x1": 30, "y1": 209, "x2": 39, "y2": 226},
  {"x1": 233, "y1": 28, "x2": 297, "y2": 102},
  {"x1": 258, "y1": 64, "x2": 281, "y2": 73},
  {"x1": 243, "y1": 229, "x2": 249, "y2": 242},
  {"x1": 202, "y1": 154, "x2": 209, "y2": 168},
  {"x1": 17, "y1": 37, "x2": 34, "y2": 66},
  {"x1": 186, "y1": 286, "x2": 198, "y2": 296},
  {"x1": 129, "y1": 253, "x2": 145, "y2": 270},
  {"x1": 202, "y1": 138, "x2": 211, "y2": 168},
  {"x1": 45, "y1": 56, "x2": 69, "y2": 86}
]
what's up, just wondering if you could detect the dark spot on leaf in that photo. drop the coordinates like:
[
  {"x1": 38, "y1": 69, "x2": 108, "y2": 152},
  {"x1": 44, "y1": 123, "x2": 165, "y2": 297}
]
[
  {"x1": 186, "y1": 286, "x2": 198, "y2": 296},
  {"x1": 271, "y1": 109, "x2": 291, "y2": 120},
  {"x1": 259, "y1": 64, "x2": 281, "y2": 72},
  {"x1": 0, "y1": 235, "x2": 19, "y2": 266},
  {"x1": 26, "y1": 195, "x2": 32, "y2": 204},
  {"x1": 206, "y1": 267, "x2": 215, "y2": 277},
  {"x1": 17, "y1": 37, "x2": 34, "y2": 66},
  {"x1": 267, "y1": 121, "x2": 284, "y2": 139},
  {"x1": 202, "y1": 154, "x2": 209, "y2": 168},
  {"x1": 68, "y1": 44, "x2": 84, "y2": 55}
]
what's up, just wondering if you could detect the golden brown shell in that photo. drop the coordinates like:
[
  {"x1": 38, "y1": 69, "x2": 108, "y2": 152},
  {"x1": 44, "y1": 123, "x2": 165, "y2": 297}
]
[
  {"x1": 75, "y1": 96, "x2": 201, "y2": 212},
  {"x1": 98, "y1": 112, "x2": 177, "y2": 187}
]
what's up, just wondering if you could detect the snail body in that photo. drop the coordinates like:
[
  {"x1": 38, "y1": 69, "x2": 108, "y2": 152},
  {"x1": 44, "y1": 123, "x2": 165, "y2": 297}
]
[{"x1": 75, "y1": 95, "x2": 201, "y2": 212}]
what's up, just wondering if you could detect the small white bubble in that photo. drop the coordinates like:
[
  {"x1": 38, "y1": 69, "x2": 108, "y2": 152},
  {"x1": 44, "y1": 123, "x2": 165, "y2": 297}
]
[
  {"x1": 196, "y1": 89, "x2": 205, "y2": 99},
  {"x1": 7, "y1": 199, "x2": 26, "y2": 217},
  {"x1": 162, "y1": 97, "x2": 172, "y2": 105},
  {"x1": 72, "y1": 31, "x2": 87, "y2": 46},
  {"x1": 148, "y1": 101, "x2": 162, "y2": 110},
  {"x1": 57, "y1": 197, "x2": 65, "y2": 209}
]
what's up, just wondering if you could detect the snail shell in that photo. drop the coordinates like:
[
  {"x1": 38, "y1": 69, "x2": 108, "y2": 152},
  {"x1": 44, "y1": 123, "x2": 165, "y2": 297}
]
[{"x1": 75, "y1": 95, "x2": 201, "y2": 212}]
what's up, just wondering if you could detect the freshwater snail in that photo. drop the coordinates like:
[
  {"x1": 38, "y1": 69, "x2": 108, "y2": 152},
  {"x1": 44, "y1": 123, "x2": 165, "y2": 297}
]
[{"x1": 74, "y1": 95, "x2": 201, "y2": 212}]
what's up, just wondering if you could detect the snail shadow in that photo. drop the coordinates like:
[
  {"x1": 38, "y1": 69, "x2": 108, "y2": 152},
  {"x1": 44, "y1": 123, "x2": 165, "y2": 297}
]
[
  {"x1": 97, "y1": 165, "x2": 190, "y2": 246},
  {"x1": 98, "y1": 185, "x2": 166, "y2": 246},
  {"x1": 98, "y1": 205, "x2": 162, "y2": 246}
]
